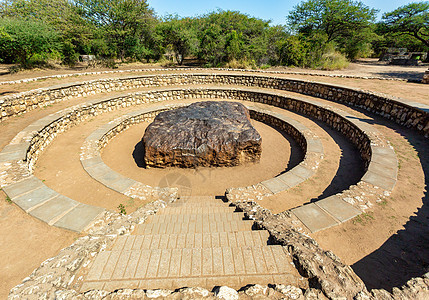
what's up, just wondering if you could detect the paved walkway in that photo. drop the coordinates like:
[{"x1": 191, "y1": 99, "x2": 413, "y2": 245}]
[{"x1": 80, "y1": 196, "x2": 302, "y2": 291}]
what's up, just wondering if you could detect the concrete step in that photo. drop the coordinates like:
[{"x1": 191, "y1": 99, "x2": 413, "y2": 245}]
[
  {"x1": 145, "y1": 212, "x2": 245, "y2": 224},
  {"x1": 159, "y1": 206, "x2": 236, "y2": 215},
  {"x1": 134, "y1": 220, "x2": 255, "y2": 235},
  {"x1": 81, "y1": 245, "x2": 297, "y2": 292},
  {"x1": 169, "y1": 201, "x2": 231, "y2": 207},
  {"x1": 179, "y1": 196, "x2": 221, "y2": 203},
  {"x1": 123, "y1": 231, "x2": 270, "y2": 249}
]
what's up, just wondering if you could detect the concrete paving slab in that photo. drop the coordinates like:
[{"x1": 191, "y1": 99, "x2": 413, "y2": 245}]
[
  {"x1": 371, "y1": 146, "x2": 396, "y2": 157},
  {"x1": 0, "y1": 151, "x2": 25, "y2": 162},
  {"x1": 39, "y1": 114, "x2": 61, "y2": 125},
  {"x1": 306, "y1": 139, "x2": 323, "y2": 153},
  {"x1": 3, "y1": 176, "x2": 43, "y2": 198},
  {"x1": 86, "y1": 129, "x2": 107, "y2": 141},
  {"x1": 260, "y1": 177, "x2": 289, "y2": 194},
  {"x1": 277, "y1": 172, "x2": 305, "y2": 188},
  {"x1": 316, "y1": 195, "x2": 361, "y2": 222},
  {"x1": 86, "y1": 163, "x2": 114, "y2": 179},
  {"x1": 291, "y1": 203, "x2": 339, "y2": 233},
  {"x1": 53, "y1": 203, "x2": 104, "y2": 232},
  {"x1": 1, "y1": 143, "x2": 29, "y2": 154},
  {"x1": 29, "y1": 195, "x2": 79, "y2": 224},
  {"x1": 290, "y1": 165, "x2": 313, "y2": 180},
  {"x1": 102, "y1": 176, "x2": 136, "y2": 193},
  {"x1": 370, "y1": 153, "x2": 397, "y2": 170},
  {"x1": 362, "y1": 171, "x2": 397, "y2": 191},
  {"x1": 81, "y1": 157, "x2": 103, "y2": 169},
  {"x1": 368, "y1": 161, "x2": 397, "y2": 180},
  {"x1": 13, "y1": 186, "x2": 58, "y2": 212}
]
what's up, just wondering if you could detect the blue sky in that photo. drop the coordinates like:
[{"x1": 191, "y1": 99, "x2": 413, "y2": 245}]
[{"x1": 147, "y1": 0, "x2": 417, "y2": 25}]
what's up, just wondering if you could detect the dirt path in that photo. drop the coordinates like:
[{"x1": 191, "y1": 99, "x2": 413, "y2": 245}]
[
  {"x1": 1, "y1": 60, "x2": 428, "y2": 105},
  {"x1": 307, "y1": 97, "x2": 428, "y2": 291},
  {"x1": 0, "y1": 191, "x2": 77, "y2": 299},
  {"x1": 0, "y1": 67, "x2": 428, "y2": 296}
]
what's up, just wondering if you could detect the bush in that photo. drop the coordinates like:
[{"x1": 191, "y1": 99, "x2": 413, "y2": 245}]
[
  {"x1": 278, "y1": 36, "x2": 307, "y2": 67},
  {"x1": 222, "y1": 58, "x2": 257, "y2": 69},
  {"x1": 319, "y1": 51, "x2": 349, "y2": 70},
  {"x1": 0, "y1": 18, "x2": 60, "y2": 67}
]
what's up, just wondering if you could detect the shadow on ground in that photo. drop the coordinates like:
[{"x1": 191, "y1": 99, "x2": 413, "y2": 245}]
[
  {"x1": 310, "y1": 120, "x2": 364, "y2": 202},
  {"x1": 374, "y1": 70, "x2": 426, "y2": 81},
  {"x1": 348, "y1": 111, "x2": 429, "y2": 292},
  {"x1": 132, "y1": 140, "x2": 147, "y2": 168}
]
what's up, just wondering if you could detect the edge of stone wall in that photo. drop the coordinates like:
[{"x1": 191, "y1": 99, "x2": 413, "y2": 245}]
[
  {"x1": 0, "y1": 66, "x2": 419, "y2": 86},
  {"x1": 2, "y1": 84, "x2": 424, "y2": 299},
  {"x1": 1, "y1": 73, "x2": 428, "y2": 138},
  {"x1": 2, "y1": 87, "x2": 396, "y2": 232}
]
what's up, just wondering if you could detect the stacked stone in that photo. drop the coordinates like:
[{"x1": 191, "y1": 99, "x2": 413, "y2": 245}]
[
  {"x1": 1, "y1": 74, "x2": 428, "y2": 138},
  {"x1": 423, "y1": 68, "x2": 429, "y2": 84}
]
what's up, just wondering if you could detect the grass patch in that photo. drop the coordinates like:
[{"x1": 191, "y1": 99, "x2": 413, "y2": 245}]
[
  {"x1": 353, "y1": 212, "x2": 374, "y2": 225},
  {"x1": 118, "y1": 203, "x2": 126, "y2": 215},
  {"x1": 377, "y1": 200, "x2": 388, "y2": 207},
  {"x1": 319, "y1": 51, "x2": 349, "y2": 70},
  {"x1": 5, "y1": 195, "x2": 12, "y2": 203}
]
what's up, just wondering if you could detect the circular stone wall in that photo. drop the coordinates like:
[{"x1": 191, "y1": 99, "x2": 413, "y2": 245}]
[{"x1": 103, "y1": 119, "x2": 294, "y2": 195}]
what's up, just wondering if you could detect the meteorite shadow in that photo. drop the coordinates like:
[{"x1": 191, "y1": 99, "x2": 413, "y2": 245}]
[{"x1": 132, "y1": 140, "x2": 147, "y2": 168}]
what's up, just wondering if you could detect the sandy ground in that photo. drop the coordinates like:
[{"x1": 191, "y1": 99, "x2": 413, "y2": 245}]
[
  {"x1": 102, "y1": 120, "x2": 292, "y2": 196},
  {"x1": 255, "y1": 117, "x2": 363, "y2": 213},
  {"x1": 0, "y1": 64, "x2": 428, "y2": 296},
  {"x1": 0, "y1": 191, "x2": 77, "y2": 299},
  {"x1": 1, "y1": 59, "x2": 428, "y2": 105},
  {"x1": 35, "y1": 107, "x2": 145, "y2": 213},
  {"x1": 308, "y1": 96, "x2": 428, "y2": 291},
  {"x1": 35, "y1": 99, "x2": 292, "y2": 204}
]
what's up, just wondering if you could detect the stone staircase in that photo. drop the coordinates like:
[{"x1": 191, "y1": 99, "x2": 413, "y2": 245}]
[{"x1": 80, "y1": 196, "x2": 302, "y2": 291}]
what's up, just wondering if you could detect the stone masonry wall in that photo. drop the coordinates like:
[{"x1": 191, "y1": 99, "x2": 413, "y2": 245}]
[
  {"x1": 250, "y1": 110, "x2": 307, "y2": 153},
  {"x1": 1, "y1": 74, "x2": 428, "y2": 137},
  {"x1": 25, "y1": 88, "x2": 370, "y2": 172},
  {"x1": 423, "y1": 69, "x2": 429, "y2": 84},
  {"x1": 8, "y1": 87, "x2": 428, "y2": 299}
]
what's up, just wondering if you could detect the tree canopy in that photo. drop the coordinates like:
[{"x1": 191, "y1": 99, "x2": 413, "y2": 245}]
[
  {"x1": 0, "y1": 0, "x2": 427, "y2": 70},
  {"x1": 381, "y1": 1, "x2": 429, "y2": 47},
  {"x1": 0, "y1": 17, "x2": 60, "y2": 65},
  {"x1": 287, "y1": 0, "x2": 377, "y2": 41},
  {"x1": 156, "y1": 15, "x2": 198, "y2": 65},
  {"x1": 287, "y1": 0, "x2": 378, "y2": 58}
]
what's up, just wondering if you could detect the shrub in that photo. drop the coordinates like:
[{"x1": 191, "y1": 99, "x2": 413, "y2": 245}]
[
  {"x1": 0, "y1": 18, "x2": 60, "y2": 67},
  {"x1": 278, "y1": 35, "x2": 307, "y2": 67},
  {"x1": 222, "y1": 58, "x2": 257, "y2": 69},
  {"x1": 319, "y1": 51, "x2": 349, "y2": 70}
]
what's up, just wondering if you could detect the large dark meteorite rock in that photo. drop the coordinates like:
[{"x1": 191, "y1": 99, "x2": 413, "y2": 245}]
[{"x1": 143, "y1": 101, "x2": 262, "y2": 168}]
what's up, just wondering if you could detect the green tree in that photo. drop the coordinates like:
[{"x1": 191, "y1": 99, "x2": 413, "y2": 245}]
[
  {"x1": 156, "y1": 16, "x2": 198, "y2": 65},
  {"x1": 0, "y1": 17, "x2": 60, "y2": 66},
  {"x1": 1, "y1": 0, "x2": 96, "y2": 63},
  {"x1": 197, "y1": 10, "x2": 270, "y2": 66},
  {"x1": 74, "y1": 0, "x2": 159, "y2": 61},
  {"x1": 264, "y1": 25, "x2": 290, "y2": 65},
  {"x1": 287, "y1": 0, "x2": 378, "y2": 59},
  {"x1": 381, "y1": 2, "x2": 429, "y2": 48},
  {"x1": 277, "y1": 35, "x2": 308, "y2": 66}
]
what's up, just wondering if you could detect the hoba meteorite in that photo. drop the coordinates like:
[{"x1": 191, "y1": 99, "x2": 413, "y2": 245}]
[{"x1": 142, "y1": 101, "x2": 262, "y2": 168}]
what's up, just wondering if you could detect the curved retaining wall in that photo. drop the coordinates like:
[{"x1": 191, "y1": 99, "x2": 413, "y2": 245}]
[
  {"x1": 1, "y1": 73, "x2": 428, "y2": 137},
  {"x1": 1, "y1": 87, "x2": 410, "y2": 299},
  {"x1": 0, "y1": 67, "x2": 412, "y2": 86},
  {"x1": 1, "y1": 87, "x2": 396, "y2": 234},
  {"x1": 80, "y1": 103, "x2": 321, "y2": 200},
  {"x1": 24, "y1": 87, "x2": 371, "y2": 173}
]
